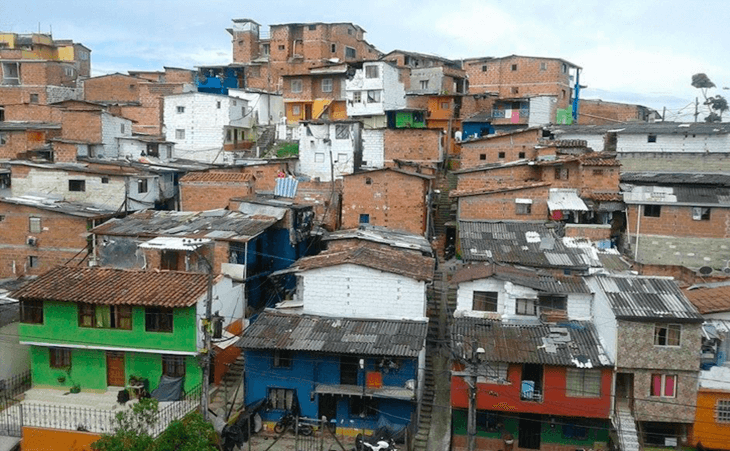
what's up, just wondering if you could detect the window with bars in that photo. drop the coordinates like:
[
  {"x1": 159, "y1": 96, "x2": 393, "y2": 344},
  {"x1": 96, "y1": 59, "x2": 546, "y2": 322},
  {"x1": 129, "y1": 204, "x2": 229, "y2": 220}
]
[
  {"x1": 29, "y1": 217, "x2": 41, "y2": 233},
  {"x1": 539, "y1": 295, "x2": 567, "y2": 311},
  {"x1": 566, "y1": 368, "x2": 601, "y2": 397},
  {"x1": 472, "y1": 291, "x2": 498, "y2": 312},
  {"x1": 717, "y1": 399, "x2": 730, "y2": 423},
  {"x1": 515, "y1": 298, "x2": 537, "y2": 316},
  {"x1": 20, "y1": 300, "x2": 43, "y2": 324},
  {"x1": 162, "y1": 355, "x2": 186, "y2": 377},
  {"x1": 654, "y1": 324, "x2": 681, "y2": 346},
  {"x1": 479, "y1": 362, "x2": 509, "y2": 384},
  {"x1": 145, "y1": 307, "x2": 173, "y2": 332},
  {"x1": 365, "y1": 65, "x2": 379, "y2": 79},
  {"x1": 650, "y1": 373, "x2": 677, "y2": 398},
  {"x1": 273, "y1": 350, "x2": 293, "y2": 368},
  {"x1": 50, "y1": 347, "x2": 71, "y2": 368},
  {"x1": 268, "y1": 387, "x2": 295, "y2": 410},
  {"x1": 78, "y1": 304, "x2": 132, "y2": 330}
]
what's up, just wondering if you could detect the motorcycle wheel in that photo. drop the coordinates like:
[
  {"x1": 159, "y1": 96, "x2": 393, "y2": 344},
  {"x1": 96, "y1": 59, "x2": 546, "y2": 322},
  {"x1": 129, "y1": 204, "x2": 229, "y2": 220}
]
[
  {"x1": 274, "y1": 422, "x2": 286, "y2": 434},
  {"x1": 299, "y1": 424, "x2": 314, "y2": 436}
]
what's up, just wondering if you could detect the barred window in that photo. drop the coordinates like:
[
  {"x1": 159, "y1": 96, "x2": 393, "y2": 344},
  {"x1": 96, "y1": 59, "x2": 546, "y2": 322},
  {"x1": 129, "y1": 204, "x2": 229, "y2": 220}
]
[
  {"x1": 566, "y1": 368, "x2": 601, "y2": 397},
  {"x1": 50, "y1": 347, "x2": 71, "y2": 368},
  {"x1": 472, "y1": 291, "x2": 498, "y2": 312},
  {"x1": 717, "y1": 399, "x2": 730, "y2": 423},
  {"x1": 145, "y1": 307, "x2": 173, "y2": 332},
  {"x1": 268, "y1": 387, "x2": 295, "y2": 410},
  {"x1": 478, "y1": 362, "x2": 509, "y2": 384},
  {"x1": 162, "y1": 355, "x2": 186, "y2": 378},
  {"x1": 335, "y1": 124, "x2": 350, "y2": 140}
]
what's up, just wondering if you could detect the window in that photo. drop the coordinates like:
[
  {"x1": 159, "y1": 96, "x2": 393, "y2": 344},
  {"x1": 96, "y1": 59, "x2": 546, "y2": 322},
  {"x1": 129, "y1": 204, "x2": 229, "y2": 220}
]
[
  {"x1": 367, "y1": 90, "x2": 381, "y2": 103},
  {"x1": 643, "y1": 205, "x2": 661, "y2": 217},
  {"x1": 121, "y1": 123, "x2": 126, "y2": 133},
  {"x1": 562, "y1": 63, "x2": 568, "y2": 73},
  {"x1": 176, "y1": 106, "x2": 185, "y2": 113},
  {"x1": 0, "y1": 107, "x2": 4, "y2": 122},
  {"x1": 0, "y1": 132, "x2": 6, "y2": 146},
  {"x1": 68, "y1": 180, "x2": 86, "y2": 192},
  {"x1": 561, "y1": 90, "x2": 566, "y2": 99},
  {"x1": 29, "y1": 93, "x2": 39, "y2": 104},
  {"x1": 511, "y1": 87, "x2": 519, "y2": 94},
  {"x1": 20, "y1": 300, "x2": 43, "y2": 324},
  {"x1": 345, "y1": 46, "x2": 356, "y2": 59},
  {"x1": 498, "y1": 152, "x2": 505, "y2": 159},
  {"x1": 518, "y1": 152, "x2": 525, "y2": 158},
  {"x1": 101, "y1": 176, "x2": 109, "y2": 184},
  {"x1": 216, "y1": 101, "x2": 221, "y2": 109},
  {"x1": 365, "y1": 65, "x2": 379, "y2": 79},
  {"x1": 480, "y1": 362, "x2": 509, "y2": 384},
  {"x1": 175, "y1": 129, "x2": 185, "y2": 139},
  {"x1": 516, "y1": 298, "x2": 537, "y2": 316},
  {"x1": 592, "y1": 169, "x2": 604, "y2": 176},
  {"x1": 291, "y1": 105, "x2": 301, "y2": 116},
  {"x1": 28, "y1": 256, "x2": 38, "y2": 268},
  {"x1": 336, "y1": 153, "x2": 347, "y2": 162},
  {"x1": 262, "y1": 44, "x2": 270, "y2": 55},
  {"x1": 322, "y1": 78, "x2": 333, "y2": 93},
  {"x1": 647, "y1": 134, "x2": 657, "y2": 143},
  {"x1": 78, "y1": 304, "x2": 132, "y2": 330},
  {"x1": 278, "y1": 45, "x2": 285, "y2": 50},
  {"x1": 308, "y1": 24, "x2": 316, "y2": 30},
  {"x1": 650, "y1": 374, "x2": 677, "y2": 398},
  {"x1": 420, "y1": 80, "x2": 429, "y2": 90},
  {"x1": 50, "y1": 348, "x2": 71, "y2": 368},
  {"x1": 2, "y1": 62, "x2": 20, "y2": 85},
  {"x1": 350, "y1": 397, "x2": 377, "y2": 417},
  {"x1": 692, "y1": 207, "x2": 711, "y2": 221},
  {"x1": 64, "y1": 67, "x2": 75, "y2": 77},
  {"x1": 273, "y1": 350, "x2": 292, "y2": 368},
  {"x1": 717, "y1": 399, "x2": 730, "y2": 423},
  {"x1": 481, "y1": 65, "x2": 487, "y2": 72},
  {"x1": 29, "y1": 217, "x2": 41, "y2": 233},
  {"x1": 352, "y1": 91, "x2": 362, "y2": 103},
  {"x1": 472, "y1": 291, "x2": 498, "y2": 312},
  {"x1": 145, "y1": 307, "x2": 173, "y2": 332},
  {"x1": 365, "y1": 177, "x2": 372, "y2": 185},
  {"x1": 268, "y1": 387, "x2": 295, "y2": 410},
  {"x1": 335, "y1": 124, "x2": 350, "y2": 139},
  {"x1": 540, "y1": 62, "x2": 548, "y2": 71},
  {"x1": 359, "y1": 214, "x2": 370, "y2": 224},
  {"x1": 290, "y1": 79, "x2": 302, "y2": 93},
  {"x1": 331, "y1": 43, "x2": 336, "y2": 53},
  {"x1": 562, "y1": 423, "x2": 588, "y2": 440},
  {"x1": 566, "y1": 368, "x2": 601, "y2": 397},
  {"x1": 511, "y1": 64, "x2": 518, "y2": 71},
  {"x1": 162, "y1": 355, "x2": 186, "y2": 377},
  {"x1": 479, "y1": 154, "x2": 486, "y2": 161},
  {"x1": 314, "y1": 152, "x2": 325, "y2": 163},
  {"x1": 515, "y1": 202, "x2": 532, "y2": 215},
  {"x1": 654, "y1": 324, "x2": 681, "y2": 346},
  {"x1": 554, "y1": 167, "x2": 569, "y2": 180},
  {"x1": 539, "y1": 295, "x2": 566, "y2": 311}
]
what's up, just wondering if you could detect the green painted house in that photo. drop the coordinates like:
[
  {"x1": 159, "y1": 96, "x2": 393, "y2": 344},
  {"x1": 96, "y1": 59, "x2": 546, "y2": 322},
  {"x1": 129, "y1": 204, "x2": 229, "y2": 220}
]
[{"x1": 14, "y1": 266, "x2": 243, "y2": 394}]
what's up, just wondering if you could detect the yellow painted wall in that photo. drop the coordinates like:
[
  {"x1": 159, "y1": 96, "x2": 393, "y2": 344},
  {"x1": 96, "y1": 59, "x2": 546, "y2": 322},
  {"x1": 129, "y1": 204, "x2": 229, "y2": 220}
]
[
  {"x1": 56, "y1": 45, "x2": 75, "y2": 62},
  {"x1": 22, "y1": 427, "x2": 101, "y2": 451},
  {"x1": 286, "y1": 102, "x2": 309, "y2": 124},
  {"x1": 691, "y1": 389, "x2": 730, "y2": 449},
  {"x1": 329, "y1": 101, "x2": 348, "y2": 120},
  {"x1": 0, "y1": 33, "x2": 16, "y2": 47}
]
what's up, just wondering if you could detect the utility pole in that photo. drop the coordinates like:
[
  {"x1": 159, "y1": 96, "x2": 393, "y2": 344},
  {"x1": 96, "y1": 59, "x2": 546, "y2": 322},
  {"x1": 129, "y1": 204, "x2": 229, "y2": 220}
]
[
  {"x1": 695, "y1": 97, "x2": 700, "y2": 122},
  {"x1": 467, "y1": 341, "x2": 479, "y2": 451},
  {"x1": 200, "y1": 252, "x2": 214, "y2": 420}
]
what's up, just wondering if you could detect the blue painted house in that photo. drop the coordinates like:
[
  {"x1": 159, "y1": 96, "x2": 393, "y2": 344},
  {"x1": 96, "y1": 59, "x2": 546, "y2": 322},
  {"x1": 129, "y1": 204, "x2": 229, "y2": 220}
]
[
  {"x1": 196, "y1": 64, "x2": 246, "y2": 95},
  {"x1": 239, "y1": 311, "x2": 427, "y2": 434}
]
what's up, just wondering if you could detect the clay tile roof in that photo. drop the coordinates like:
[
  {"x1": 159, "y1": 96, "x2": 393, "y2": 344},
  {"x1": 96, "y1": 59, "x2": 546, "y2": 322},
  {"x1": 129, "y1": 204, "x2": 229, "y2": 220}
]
[
  {"x1": 12, "y1": 266, "x2": 208, "y2": 308},
  {"x1": 180, "y1": 172, "x2": 254, "y2": 183},
  {"x1": 294, "y1": 246, "x2": 435, "y2": 282},
  {"x1": 450, "y1": 182, "x2": 550, "y2": 198},
  {"x1": 583, "y1": 192, "x2": 623, "y2": 202},
  {"x1": 684, "y1": 282, "x2": 730, "y2": 314}
]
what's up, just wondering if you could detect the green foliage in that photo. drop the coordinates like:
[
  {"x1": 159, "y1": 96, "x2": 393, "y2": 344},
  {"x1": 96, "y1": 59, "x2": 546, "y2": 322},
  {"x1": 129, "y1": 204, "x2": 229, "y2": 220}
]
[
  {"x1": 691, "y1": 73, "x2": 728, "y2": 122},
  {"x1": 92, "y1": 400, "x2": 218, "y2": 451},
  {"x1": 276, "y1": 142, "x2": 299, "y2": 158},
  {"x1": 154, "y1": 412, "x2": 218, "y2": 451}
]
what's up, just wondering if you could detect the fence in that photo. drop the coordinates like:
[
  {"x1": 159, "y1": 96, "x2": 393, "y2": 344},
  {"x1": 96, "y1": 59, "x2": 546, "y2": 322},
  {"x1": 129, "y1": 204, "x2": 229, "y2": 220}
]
[
  {"x1": 0, "y1": 370, "x2": 31, "y2": 400},
  {"x1": 0, "y1": 370, "x2": 32, "y2": 437}
]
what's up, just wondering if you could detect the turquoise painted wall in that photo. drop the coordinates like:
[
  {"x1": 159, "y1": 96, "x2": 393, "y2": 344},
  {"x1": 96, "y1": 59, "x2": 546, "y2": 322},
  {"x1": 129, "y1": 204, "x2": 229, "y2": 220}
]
[
  {"x1": 18, "y1": 301, "x2": 197, "y2": 353},
  {"x1": 30, "y1": 346, "x2": 201, "y2": 392}
]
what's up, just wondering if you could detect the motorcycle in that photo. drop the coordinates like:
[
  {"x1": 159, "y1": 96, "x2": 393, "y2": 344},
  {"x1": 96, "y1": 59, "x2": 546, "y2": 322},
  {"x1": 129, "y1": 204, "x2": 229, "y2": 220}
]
[
  {"x1": 356, "y1": 433, "x2": 397, "y2": 451},
  {"x1": 273, "y1": 411, "x2": 313, "y2": 436}
]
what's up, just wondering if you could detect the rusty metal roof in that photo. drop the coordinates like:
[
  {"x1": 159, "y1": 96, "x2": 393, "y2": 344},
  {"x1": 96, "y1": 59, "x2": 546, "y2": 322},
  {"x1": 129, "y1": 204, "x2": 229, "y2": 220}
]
[
  {"x1": 238, "y1": 311, "x2": 428, "y2": 357},
  {"x1": 592, "y1": 275, "x2": 703, "y2": 322},
  {"x1": 91, "y1": 209, "x2": 278, "y2": 243},
  {"x1": 179, "y1": 172, "x2": 254, "y2": 183},
  {"x1": 684, "y1": 281, "x2": 730, "y2": 315},
  {"x1": 451, "y1": 263, "x2": 590, "y2": 294},
  {"x1": 459, "y1": 221, "x2": 600, "y2": 270},
  {"x1": 12, "y1": 266, "x2": 208, "y2": 307},
  {"x1": 451, "y1": 318, "x2": 612, "y2": 367}
]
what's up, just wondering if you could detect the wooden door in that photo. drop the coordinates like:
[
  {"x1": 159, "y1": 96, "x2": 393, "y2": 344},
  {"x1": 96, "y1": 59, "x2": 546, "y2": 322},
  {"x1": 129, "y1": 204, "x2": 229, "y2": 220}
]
[{"x1": 106, "y1": 351, "x2": 126, "y2": 387}]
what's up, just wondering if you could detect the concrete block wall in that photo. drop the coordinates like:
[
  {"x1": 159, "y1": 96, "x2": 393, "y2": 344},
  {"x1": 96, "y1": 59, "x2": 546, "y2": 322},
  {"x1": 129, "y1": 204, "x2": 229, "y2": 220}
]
[
  {"x1": 299, "y1": 264, "x2": 427, "y2": 320},
  {"x1": 100, "y1": 112, "x2": 133, "y2": 158},
  {"x1": 628, "y1": 234, "x2": 730, "y2": 270},
  {"x1": 361, "y1": 129, "x2": 384, "y2": 168},
  {"x1": 618, "y1": 152, "x2": 730, "y2": 172}
]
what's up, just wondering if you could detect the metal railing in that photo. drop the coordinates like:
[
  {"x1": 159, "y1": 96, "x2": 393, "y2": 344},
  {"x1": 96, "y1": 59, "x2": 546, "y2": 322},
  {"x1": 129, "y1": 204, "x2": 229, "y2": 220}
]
[{"x1": 0, "y1": 370, "x2": 31, "y2": 400}]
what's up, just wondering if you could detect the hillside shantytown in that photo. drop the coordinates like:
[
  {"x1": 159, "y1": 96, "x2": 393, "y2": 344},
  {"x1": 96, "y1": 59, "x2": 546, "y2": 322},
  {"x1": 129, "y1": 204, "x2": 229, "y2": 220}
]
[{"x1": 0, "y1": 17, "x2": 729, "y2": 451}]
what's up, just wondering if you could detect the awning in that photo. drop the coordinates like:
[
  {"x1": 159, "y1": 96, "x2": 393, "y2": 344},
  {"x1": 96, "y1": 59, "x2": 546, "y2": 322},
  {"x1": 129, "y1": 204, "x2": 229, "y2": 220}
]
[
  {"x1": 548, "y1": 189, "x2": 588, "y2": 212},
  {"x1": 314, "y1": 384, "x2": 415, "y2": 401},
  {"x1": 139, "y1": 237, "x2": 212, "y2": 251}
]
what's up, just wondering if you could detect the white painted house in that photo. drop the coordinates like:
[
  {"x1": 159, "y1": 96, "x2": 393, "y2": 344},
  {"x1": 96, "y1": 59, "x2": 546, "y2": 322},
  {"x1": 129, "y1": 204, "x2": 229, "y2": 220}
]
[
  {"x1": 228, "y1": 88, "x2": 285, "y2": 126},
  {"x1": 163, "y1": 92, "x2": 254, "y2": 164},
  {"x1": 346, "y1": 61, "x2": 407, "y2": 119},
  {"x1": 297, "y1": 121, "x2": 362, "y2": 181},
  {"x1": 452, "y1": 264, "x2": 593, "y2": 323},
  {"x1": 290, "y1": 245, "x2": 435, "y2": 321}
]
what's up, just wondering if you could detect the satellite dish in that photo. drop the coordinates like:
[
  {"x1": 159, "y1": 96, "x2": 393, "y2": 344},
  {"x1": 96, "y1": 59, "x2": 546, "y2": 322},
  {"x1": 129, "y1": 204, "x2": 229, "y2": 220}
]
[{"x1": 698, "y1": 266, "x2": 713, "y2": 276}]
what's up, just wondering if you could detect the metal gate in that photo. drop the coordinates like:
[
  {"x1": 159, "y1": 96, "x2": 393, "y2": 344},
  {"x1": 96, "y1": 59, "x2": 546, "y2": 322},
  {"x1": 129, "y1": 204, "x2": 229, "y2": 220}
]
[{"x1": 0, "y1": 371, "x2": 31, "y2": 438}]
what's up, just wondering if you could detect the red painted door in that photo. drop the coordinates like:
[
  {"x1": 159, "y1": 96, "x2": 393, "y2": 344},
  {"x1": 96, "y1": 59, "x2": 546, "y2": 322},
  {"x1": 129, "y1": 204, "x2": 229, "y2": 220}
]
[{"x1": 106, "y1": 351, "x2": 125, "y2": 387}]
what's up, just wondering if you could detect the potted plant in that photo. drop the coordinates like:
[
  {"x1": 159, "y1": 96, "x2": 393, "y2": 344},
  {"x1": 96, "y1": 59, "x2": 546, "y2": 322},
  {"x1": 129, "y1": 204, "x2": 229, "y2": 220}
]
[
  {"x1": 57, "y1": 375, "x2": 66, "y2": 383},
  {"x1": 70, "y1": 384, "x2": 81, "y2": 394}
]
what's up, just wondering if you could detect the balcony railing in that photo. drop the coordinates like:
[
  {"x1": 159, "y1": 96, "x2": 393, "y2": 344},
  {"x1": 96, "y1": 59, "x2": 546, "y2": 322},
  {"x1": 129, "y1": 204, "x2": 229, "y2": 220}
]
[{"x1": 491, "y1": 108, "x2": 530, "y2": 119}]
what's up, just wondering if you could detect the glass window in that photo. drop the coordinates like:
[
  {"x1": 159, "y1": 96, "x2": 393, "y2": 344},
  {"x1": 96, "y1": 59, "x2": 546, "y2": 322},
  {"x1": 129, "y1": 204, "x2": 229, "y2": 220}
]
[
  {"x1": 345, "y1": 47, "x2": 356, "y2": 59},
  {"x1": 566, "y1": 368, "x2": 601, "y2": 397},
  {"x1": 29, "y1": 217, "x2": 41, "y2": 233},
  {"x1": 644, "y1": 205, "x2": 661, "y2": 217},
  {"x1": 516, "y1": 298, "x2": 537, "y2": 316},
  {"x1": 2, "y1": 62, "x2": 20, "y2": 85},
  {"x1": 78, "y1": 304, "x2": 132, "y2": 330},
  {"x1": 367, "y1": 90, "x2": 381, "y2": 103},
  {"x1": 68, "y1": 180, "x2": 86, "y2": 192},
  {"x1": 321, "y1": 78, "x2": 333, "y2": 93},
  {"x1": 273, "y1": 350, "x2": 292, "y2": 368},
  {"x1": 290, "y1": 79, "x2": 302, "y2": 93},
  {"x1": 50, "y1": 348, "x2": 71, "y2": 368},
  {"x1": 20, "y1": 300, "x2": 43, "y2": 324},
  {"x1": 654, "y1": 324, "x2": 681, "y2": 346},
  {"x1": 364, "y1": 65, "x2": 379, "y2": 79},
  {"x1": 359, "y1": 214, "x2": 370, "y2": 224},
  {"x1": 650, "y1": 374, "x2": 677, "y2": 398},
  {"x1": 137, "y1": 179, "x2": 148, "y2": 194},
  {"x1": 162, "y1": 355, "x2": 186, "y2": 377},
  {"x1": 175, "y1": 129, "x2": 185, "y2": 139},
  {"x1": 472, "y1": 291, "x2": 498, "y2": 312},
  {"x1": 145, "y1": 307, "x2": 173, "y2": 332},
  {"x1": 352, "y1": 91, "x2": 362, "y2": 103},
  {"x1": 268, "y1": 387, "x2": 295, "y2": 410},
  {"x1": 516, "y1": 203, "x2": 531, "y2": 215},
  {"x1": 692, "y1": 207, "x2": 710, "y2": 221}
]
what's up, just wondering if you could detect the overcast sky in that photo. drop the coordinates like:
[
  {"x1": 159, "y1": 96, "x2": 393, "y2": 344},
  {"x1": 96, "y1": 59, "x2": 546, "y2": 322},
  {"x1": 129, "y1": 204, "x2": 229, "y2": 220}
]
[{"x1": 3, "y1": 0, "x2": 729, "y2": 121}]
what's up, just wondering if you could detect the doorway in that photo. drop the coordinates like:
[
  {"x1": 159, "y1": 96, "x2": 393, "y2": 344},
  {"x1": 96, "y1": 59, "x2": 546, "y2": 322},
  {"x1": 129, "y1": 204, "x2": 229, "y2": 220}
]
[
  {"x1": 318, "y1": 394, "x2": 337, "y2": 423},
  {"x1": 518, "y1": 414, "x2": 542, "y2": 449},
  {"x1": 106, "y1": 351, "x2": 126, "y2": 387},
  {"x1": 615, "y1": 372, "x2": 634, "y2": 410}
]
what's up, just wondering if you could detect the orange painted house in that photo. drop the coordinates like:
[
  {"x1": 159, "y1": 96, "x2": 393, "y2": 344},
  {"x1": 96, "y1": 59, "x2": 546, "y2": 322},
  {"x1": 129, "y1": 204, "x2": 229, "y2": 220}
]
[{"x1": 691, "y1": 366, "x2": 730, "y2": 450}]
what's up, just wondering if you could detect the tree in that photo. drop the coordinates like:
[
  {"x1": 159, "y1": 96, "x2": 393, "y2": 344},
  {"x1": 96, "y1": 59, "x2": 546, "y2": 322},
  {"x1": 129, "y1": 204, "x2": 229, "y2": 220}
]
[
  {"x1": 154, "y1": 412, "x2": 219, "y2": 451},
  {"x1": 692, "y1": 73, "x2": 728, "y2": 122}
]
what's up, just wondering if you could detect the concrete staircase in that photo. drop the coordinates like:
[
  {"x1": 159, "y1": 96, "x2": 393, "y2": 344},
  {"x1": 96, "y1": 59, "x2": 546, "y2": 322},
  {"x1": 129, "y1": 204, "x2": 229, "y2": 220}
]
[
  {"x1": 256, "y1": 125, "x2": 276, "y2": 156},
  {"x1": 210, "y1": 354, "x2": 245, "y2": 416},
  {"x1": 615, "y1": 406, "x2": 641, "y2": 451}
]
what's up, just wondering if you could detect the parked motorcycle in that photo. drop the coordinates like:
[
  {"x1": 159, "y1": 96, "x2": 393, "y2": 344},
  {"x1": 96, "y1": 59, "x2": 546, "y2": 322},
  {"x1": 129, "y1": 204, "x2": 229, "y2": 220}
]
[
  {"x1": 274, "y1": 411, "x2": 313, "y2": 436},
  {"x1": 356, "y1": 433, "x2": 397, "y2": 451}
]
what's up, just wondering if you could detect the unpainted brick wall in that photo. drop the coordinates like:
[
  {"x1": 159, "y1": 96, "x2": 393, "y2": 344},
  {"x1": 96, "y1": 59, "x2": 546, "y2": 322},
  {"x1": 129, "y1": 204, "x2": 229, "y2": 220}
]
[
  {"x1": 457, "y1": 186, "x2": 548, "y2": 221},
  {"x1": 456, "y1": 165, "x2": 539, "y2": 191},
  {"x1": 383, "y1": 128, "x2": 442, "y2": 162},
  {"x1": 460, "y1": 128, "x2": 541, "y2": 169},
  {"x1": 180, "y1": 181, "x2": 254, "y2": 211}
]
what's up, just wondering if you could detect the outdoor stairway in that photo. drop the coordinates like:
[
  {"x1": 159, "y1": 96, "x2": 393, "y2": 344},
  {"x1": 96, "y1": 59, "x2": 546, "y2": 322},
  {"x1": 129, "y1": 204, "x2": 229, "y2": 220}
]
[
  {"x1": 256, "y1": 125, "x2": 276, "y2": 155},
  {"x1": 615, "y1": 406, "x2": 641, "y2": 451},
  {"x1": 210, "y1": 354, "x2": 245, "y2": 415},
  {"x1": 412, "y1": 347, "x2": 437, "y2": 451},
  {"x1": 432, "y1": 172, "x2": 457, "y2": 243}
]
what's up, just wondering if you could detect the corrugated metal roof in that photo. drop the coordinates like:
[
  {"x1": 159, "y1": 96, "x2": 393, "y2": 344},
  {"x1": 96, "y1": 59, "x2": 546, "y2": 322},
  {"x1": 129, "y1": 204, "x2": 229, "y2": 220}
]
[
  {"x1": 0, "y1": 196, "x2": 118, "y2": 218},
  {"x1": 451, "y1": 318, "x2": 612, "y2": 367},
  {"x1": 547, "y1": 189, "x2": 589, "y2": 211},
  {"x1": 459, "y1": 221, "x2": 600, "y2": 270},
  {"x1": 592, "y1": 275, "x2": 703, "y2": 322},
  {"x1": 621, "y1": 172, "x2": 730, "y2": 187},
  {"x1": 179, "y1": 172, "x2": 253, "y2": 183},
  {"x1": 451, "y1": 263, "x2": 590, "y2": 294},
  {"x1": 91, "y1": 209, "x2": 278, "y2": 242},
  {"x1": 12, "y1": 266, "x2": 208, "y2": 307},
  {"x1": 551, "y1": 122, "x2": 730, "y2": 136},
  {"x1": 623, "y1": 184, "x2": 730, "y2": 206},
  {"x1": 238, "y1": 311, "x2": 428, "y2": 357},
  {"x1": 274, "y1": 177, "x2": 299, "y2": 198},
  {"x1": 325, "y1": 225, "x2": 433, "y2": 255}
]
